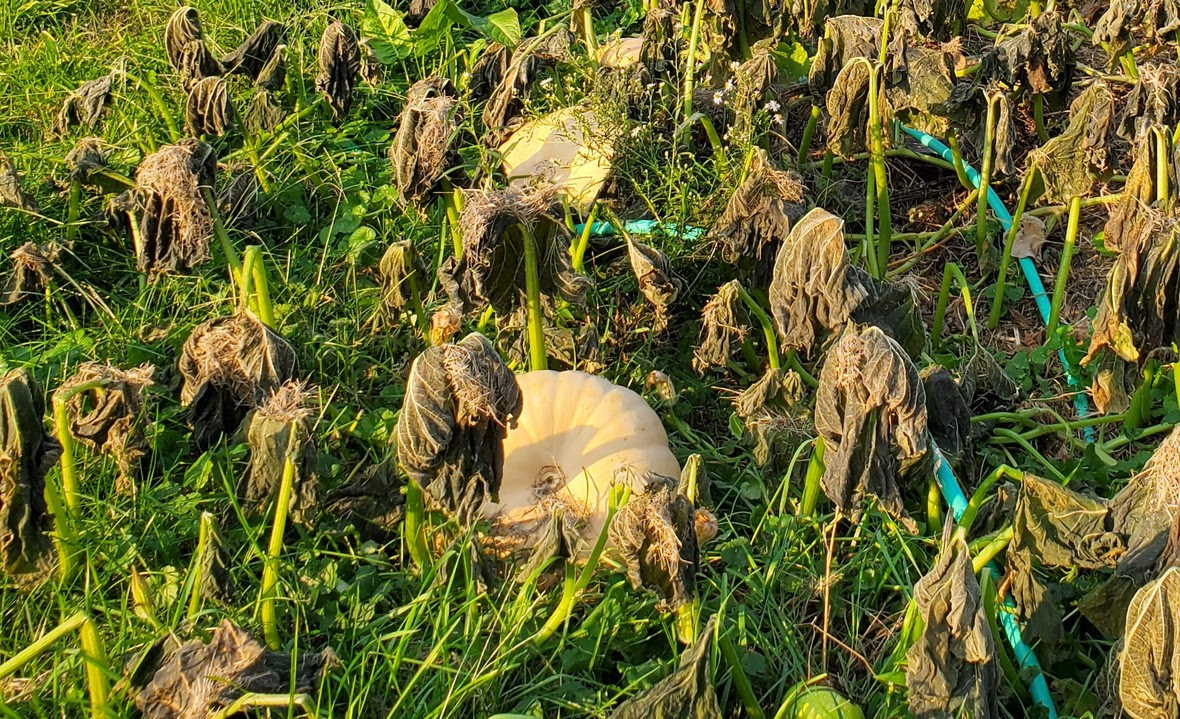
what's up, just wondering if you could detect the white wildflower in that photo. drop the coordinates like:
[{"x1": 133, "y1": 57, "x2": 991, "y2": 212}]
[
  {"x1": 713, "y1": 91, "x2": 723, "y2": 106},
  {"x1": 764, "y1": 100, "x2": 781, "y2": 113}
]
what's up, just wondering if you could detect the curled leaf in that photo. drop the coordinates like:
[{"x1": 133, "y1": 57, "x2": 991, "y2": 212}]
[
  {"x1": 1091, "y1": 353, "x2": 1133, "y2": 415},
  {"x1": 53, "y1": 73, "x2": 114, "y2": 137},
  {"x1": 769, "y1": 208, "x2": 925, "y2": 359},
  {"x1": 395, "y1": 333, "x2": 521, "y2": 524},
  {"x1": 219, "y1": 20, "x2": 284, "y2": 79},
  {"x1": 441, "y1": 185, "x2": 589, "y2": 317},
  {"x1": 809, "y1": 15, "x2": 882, "y2": 96},
  {"x1": 184, "y1": 76, "x2": 235, "y2": 137},
  {"x1": 1120, "y1": 63, "x2": 1180, "y2": 140},
  {"x1": 2, "y1": 242, "x2": 58, "y2": 307},
  {"x1": 708, "y1": 148, "x2": 806, "y2": 285},
  {"x1": 626, "y1": 235, "x2": 679, "y2": 333},
  {"x1": 1117, "y1": 566, "x2": 1180, "y2": 717},
  {"x1": 54, "y1": 363, "x2": 154, "y2": 492},
  {"x1": 608, "y1": 615, "x2": 721, "y2": 719},
  {"x1": 481, "y1": 31, "x2": 575, "y2": 143},
  {"x1": 1085, "y1": 204, "x2": 1179, "y2": 364},
  {"x1": 390, "y1": 76, "x2": 461, "y2": 208},
  {"x1": 244, "y1": 45, "x2": 288, "y2": 133},
  {"x1": 0, "y1": 153, "x2": 38, "y2": 213},
  {"x1": 1104, "y1": 133, "x2": 1171, "y2": 255},
  {"x1": 693, "y1": 280, "x2": 748, "y2": 375},
  {"x1": 894, "y1": 0, "x2": 969, "y2": 42},
  {"x1": 164, "y1": 6, "x2": 222, "y2": 89},
  {"x1": 64, "y1": 137, "x2": 109, "y2": 186},
  {"x1": 379, "y1": 240, "x2": 427, "y2": 313},
  {"x1": 609, "y1": 476, "x2": 700, "y2": 611},
  {"x1": 315, "y1": 21, "x2": 361, "y2": 121},
  {"x1": 179, "y1": 311, "x2": 298, "y2": 448},
  {"x1": 1010, "y1": 214, "x2": 1048, "y2": 260},
  {"x1": 0, "y1": 368, "x2": 60, "y2": 584},
  {"x1": 133, "y1": 138, "x2": 217, "y2": 276},
  {"x1": 216, "y1": 169, "x2": 259, "y2": 225},
  {"x1": 814, "y1": 325, "x2": 930, "y2": 529},
  {"x1": 979, "y1": 10, "x2": 1074, "y2": 95},
  {"x1": 1094, "y1": 0, "x2": 1180, "y2": 64},
  {"x1": 732, "y1": 367, "x2": 810, "y2": 473},
  {"x1": 921, "y1": 366, "x2": 971, "y2": 467},
  {"x1": 906, "y1": 523, "x2": 998, "y2": 719},
  {"x1": 1028, "y1": 82, "x2": 1115, "y2": 204},
  {"x1": 135, "y1": 620, "x2": 333, "y2": 719},
  {"x1": 825, "y1": 59, "x2": 892, "y2": 159},
  {"x1": 244, "y1": 381, "x2": 317, "y2": 525}
]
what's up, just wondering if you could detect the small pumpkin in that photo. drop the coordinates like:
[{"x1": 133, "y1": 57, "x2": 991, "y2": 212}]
[{"x1": 481, "y1": 370, "x2": 680, "y2": 558}]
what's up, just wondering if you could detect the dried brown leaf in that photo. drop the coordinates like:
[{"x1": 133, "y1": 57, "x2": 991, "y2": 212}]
[
  {"x1": 133, "y1": 139, "x2": 217, "y2": 276},
  {"x1": 315, "y1": 21, "x2": 360, "y2": 121},
  {"x1": 184, "y1": 76, "x2": 235, "y2": 137}
]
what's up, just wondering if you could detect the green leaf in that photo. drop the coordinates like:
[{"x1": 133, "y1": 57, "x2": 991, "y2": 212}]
[
  {"x1": 363, "y1": 0, "x2": 412, "y2": 64},
  {"x1": 776, "y1": 40, "x2": 811, "y2": 80},
  {"x1": 413, "y1": 0, "x2": 455, "y2": 56},
  {"x1": 446, "y1": 3, "x2": 521, "y2": 46}
]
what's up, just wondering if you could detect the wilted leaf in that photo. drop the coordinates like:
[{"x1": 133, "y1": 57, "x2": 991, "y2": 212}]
[
  {"x1": 732, "y1": 367, "x2": 810, "y2": 472},
  {"x1": 979, "y1": 10, "x2": 1074, "y2": 95},
  {"x1": 1028, "y1": 82, "x2": 1115, "y2": 204},
  {"x1": 322, "y1": 454, "x2": 405, "y2": 540},
  {"x1": 440, "y1": 185, "x2": 589, "y2": 318},
  {"x1": 164, "y1": 6, "x2": 222, "y2": 89},
  {"x1": 809, "y1": 15, "x2": 881, "y2": 95},
  {"x1": 769, "y1": 208, "x2": 925, "y2": 360},
  {"x1": 906, "y1": 523, "x2": 998, "y2": 719},
  {"x1": 511, "y1": 505, "x2": 587, "y2": 579},
  {"x1": 1091, "y1": 353, "x2": 1133, "y2": 415},
  {"x1": 1085, "y1": 202, "x2": 1179, "y2": 364},
  {"x1": 64, "y1": 137, "x2": 109, "y2": 186},
  {"x1": 55, "y1": 362, "x2": 154, "y2": 492},
  {"x1": 893, "y1": 0, "x2": 969, "y2": 43},
  {"x1": 1104, "y1": 133, "x2": 1168, "y2": 255},
  {"x1": 184, "y1": 76, "x2": 235, "y2": 137},
  {"x1": 693, "y1": 280, "x2": 748, "y2": 375},
  {"x1": 825, "y1": 58, "x2": 892, "y2": 159},
  {"x1": 0, "y1": 368, "x2": 60, "y2": 584},
  {"x1": 626, "y1": 235, "x2": 679, "y2": 333},
  {"x1": 1117, "y1": 566, "x2": 1180, "y2": 717},
  {"x1": 708, "y1": 148, "x2": 805, "y2": 285},
  {"x1": 480, "y1": 31, "x2": 574, "y2": 144},
  {"x1": 219, "y1": 21, "x2": 284, "y2": 79},
  {"x1": 245, "y1": 87, "x2": 286, "y2": 134},
  {"x1": 1010, "y1": 214, "x2": 1048, "y2": 260},
  {"x1": 316, "y1": 21, "x2": 361, "y2": 121},
  {"x1": 0, "y1": 153, "x2": 38, "y2": 213},
  {"x1": 1, "y1": 242, "x2": 58, "y2": 307},
  {"x1": 243, "y1": 381, "x2": 317, "y2": 525},
  {"x1": 1094, "y1": 0, "x2": 1180, "y2": 64},
  {"x1": 379, "y1": 240, "x2": 427, "y2": 316},
  {"x1": 921, "y1": 366, "x2": 971, "y2": 467},
  {"x1": 498, "y1": 105, "x2": 615, "y2": 213},
  {"x1": 608, "y1": 615, "x2": 721, "y2": 719},
  {"x1": 814, "y1": 325, "x2": 930, "y2": 529},
  {"x1": 178, "y1": 311, "x2": 297, "y2": 448},
  {"x1": 134, "y1": 620, "x2": 333, "y2": 719},
  {"x1": 390, "y1": 76, "x2": 461, "y2": 208},
  {"x1": 395, "y1": 333, "x2": 521, "y2": 524},
  {"x1": 133, "y1": 139, "x2": 218, "y2": 276},
  {"x1": 1119, "y1": 63, "x2": 1180, "y2": 140},
  {"x1": 53, "y1": 73, "x2": 114, "y2": 137},
  {"x1": 500, "y1": 307, "x2": 603, "y2": 372},
  {"x1": 609, "y1": 477, "x2": 700, "y2": 611},
  {"x1": 216, "y1": 169, "x2": 259, "y2": 225}
]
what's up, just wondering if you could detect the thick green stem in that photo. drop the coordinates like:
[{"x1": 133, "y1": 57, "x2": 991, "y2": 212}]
[
  {"x1": 260, "y1": 441, "x2": 297, "y2": 651},
  {"x1": 404, "y1": 480, "x2": 430, "y2": 569},
  {"x1": 988, "y1": 170, "x2": 1036, "y2": 329},
  {"x1": 799, "y1": 437, "x2": 825, "y2": 518},
  {"x1": 53, "y1": 397, "x2": 82, "y2": 516},
  {"x1": 201, "y1": 187, "x2": 244, "y2": 297},
  {"x1": 946, "y1": 131, "x2": 974, "y2": 191},
  {"x1": 719, "y1": 630, "x2": 765, "y2": 719},
  {"x1": 735, "y1": 285, "x2": 780, "y2": 371},
  {"x1": 521, "y1": 225, "x2": 548, "y2": 371},
  {"x1": 42, "y1": 473, "x2": 78, "y2": 582},
  {"x1": 1046, "y1": 196, "x2": 1081, "y2": 336},
  {"x1": 958, "y1": 465, "x2": 1021, "y2": 533},
  {"x1": 1125, "y1": 361, "x2": 1159, "y2": 432},
  {"x1": 187, "y1": 512, "x2": 216, "y2": 619},
  {"x1": 209, "y1": 693, "x2": 318, "y2": 719},
  {"x1": 927, "y1": 478, "x2": 943, "y2": 534},
  {"x1": 976, "y1": 97, "x2": 998, "y2": 265},
  {"x1": 865, "y1": 161, "x2": 877, "y2": 276},
  {"x1": 571, "y1": 203, "x2": 598, "y2": 274},
  {"x1": 576, "y1": 6, "x2": 597, "y2": 58},
  {"x1": 242, "y1": 246, "x2": 275, "y2": 326},
  {"x1": 867, "y1": 63, "x2": 891, "y2": 278},
  {"x1": 1033, "y1": 94, "x2": 1049, "y2": 143},
  {"x1": 441, "y1": 180, "x2": 462, "y2": 259},
  {"x1": 65, "y1": 182, "x2": 81, "y2": 244},
  {"x1": 971, "y1": 526, "x2": 1013, "y2": 574},
  {"x1": 1155, "y1": 127, "x2": 1170, "y2": 206},
  {"x1": 0, "y1": 613, "x2": 110, "y2": 719},
  {"x1": 797, "y1": 106, "x2": 821, "y2": 171},
  {"x1": 682, "y1": 0, "x2": 708, "y2": 119},
  {"x1": 932, "y1": 262, "x2": 978, "y2": 350}
]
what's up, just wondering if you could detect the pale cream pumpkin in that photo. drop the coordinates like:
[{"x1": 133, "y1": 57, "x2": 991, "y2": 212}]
[{"x1": 480, "y1": 370, "x2": 680, "y2": 558}]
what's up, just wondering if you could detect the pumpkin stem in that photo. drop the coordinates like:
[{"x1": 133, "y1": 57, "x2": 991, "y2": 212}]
[
  {"x1": 260, "y1": 424, "x2": 298, "y2": 650},
  {"x1": 521, "y1": 223, "x2": 548, "y2": 371}
]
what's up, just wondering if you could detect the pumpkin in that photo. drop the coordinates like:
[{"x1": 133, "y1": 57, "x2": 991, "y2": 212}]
[
  {"x1": 481, "y1": 370, "x2": 680, "y2": 558},
  {"x1": 497, "y1": 107, "x2": 614, "y2": 213}
]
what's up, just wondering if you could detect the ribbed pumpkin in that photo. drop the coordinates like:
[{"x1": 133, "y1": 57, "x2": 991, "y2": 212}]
[{"x1": 481, "y1": 370, "x2": 680, "y2": 557}]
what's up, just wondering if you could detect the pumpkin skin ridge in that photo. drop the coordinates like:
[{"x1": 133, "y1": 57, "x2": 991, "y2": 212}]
[{"x1": 483, "y1": 370, "x2": 681, "y2": 558}]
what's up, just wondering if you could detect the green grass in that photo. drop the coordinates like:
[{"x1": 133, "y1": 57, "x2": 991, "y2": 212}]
[{"x1": 0, "y1": 0, "x2": 1166, "y2": 717}]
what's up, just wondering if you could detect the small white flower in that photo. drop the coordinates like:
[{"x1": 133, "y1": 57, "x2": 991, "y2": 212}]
[
  {"x1": 729, "y1": 60, "x2": 740, "y2": 71},
  {"x1": 645, "y1": 82, "x2": 657, "y2": 89},
  {"x1": 764, "y1": 100, "x2": 781, "y2": 113},
  {"x1": 724, "y1": 78, "x2": 735, "y2": 92},
  {"x1": 630, "y1": 125, "x2": 643, "y2": 138},
  {"x1": 713, "y1": 91, "x2": 723, "y2": 105},
  {"x1": 774, "y1": 113, "x2": 784, "y2": 124}
]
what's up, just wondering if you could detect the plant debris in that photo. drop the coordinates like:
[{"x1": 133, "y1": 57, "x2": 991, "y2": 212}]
[
  {"x1": 1, "y1": 242, "x2": 58, "y2": 307},
  {"x1": 390, "y1": 76, "x2": 461, "y2": 208},
  {"x1": 54, "y1": 362, "x2": 154, "y2": 493},
  {"x1": 626, "y1": 235, "x2": 679, "y2": 333},
  {"x1": 178, "y1": 311, "x2": 298, "y2": 448},
  {"x1": 0, "y1": 153, "x2": 38, "y2": 213},
  {"x1": 0, "y1": 369, "x2": 60, "y2": 584},
  {"x1": 134, "y1": 620, "x2": 334, "y2": 719},
  {"x1": 609, "y1": 476, "x2": 700, "y2": 611},
  {"x1": 53, "y1": 73, "x2": 115, "y2": 137},
  {"x1": 243, "y1": 381, "x2": 318, "y2": 525},
  {"x1": 814, "y1": 325, "x2": 930, "y2": 529},
  {"x1": 693, "y1": 280, "x2": 747, "y2": 375},
  {"x1": 395, "y1": 333, "x2": 521, "y2": 524},
  {"x1": 132, "y1": 138, "x2": 218, "y2": 276}
]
